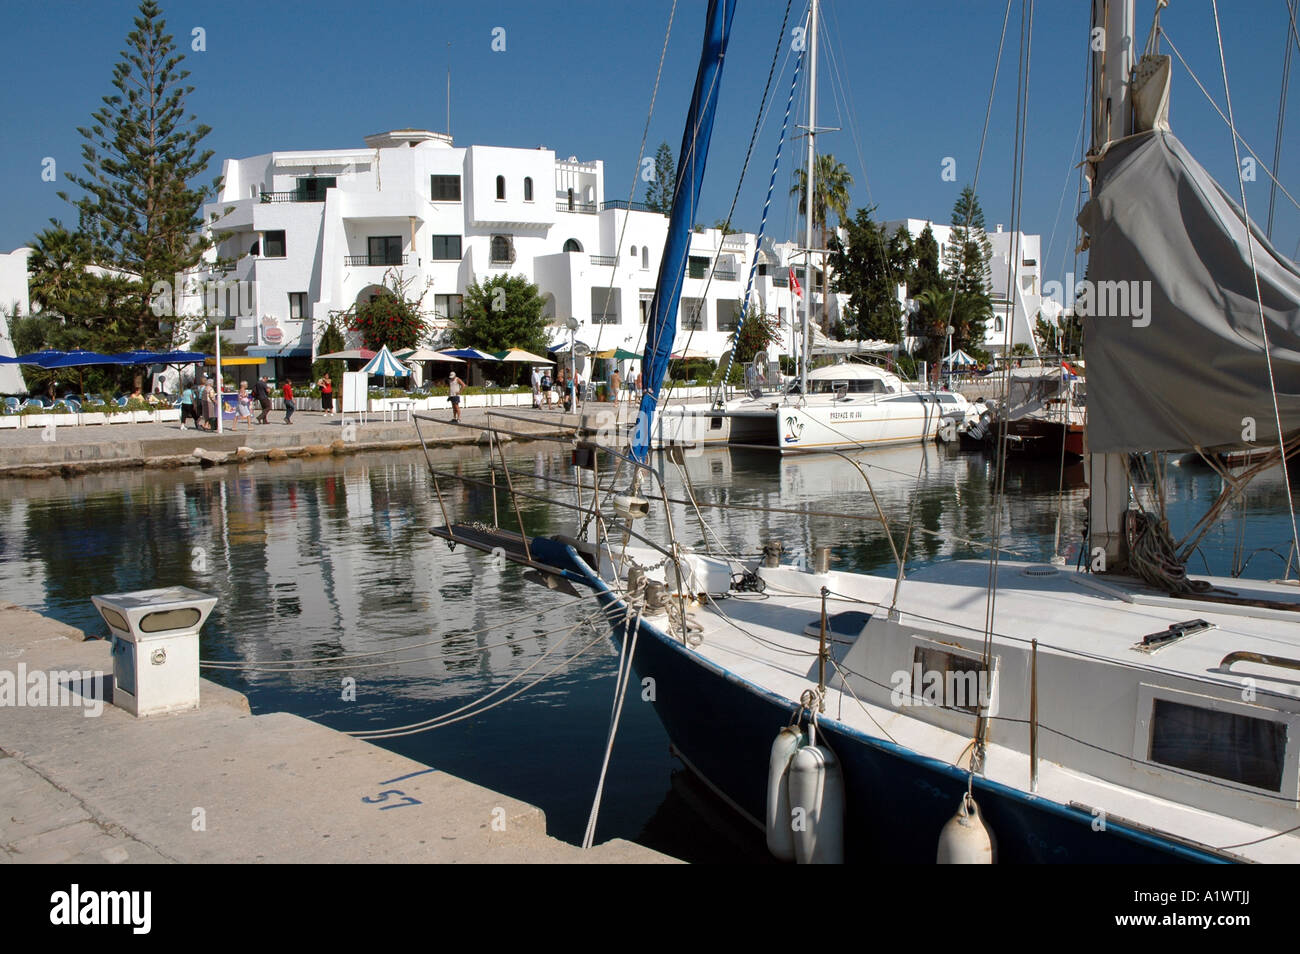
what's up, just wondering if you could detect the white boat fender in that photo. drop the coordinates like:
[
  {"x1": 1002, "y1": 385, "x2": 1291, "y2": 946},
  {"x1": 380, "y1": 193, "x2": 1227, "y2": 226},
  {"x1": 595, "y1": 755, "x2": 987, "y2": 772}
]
[
  {"x1": 937, "y1": 791, "x2": 996, "y2": 864},
  {"x1": 765, "y1": 725, "x2": 804, "y2": 861},
  {"x1": 788, "y1": 741, "x2": 845, "y2": 864}
]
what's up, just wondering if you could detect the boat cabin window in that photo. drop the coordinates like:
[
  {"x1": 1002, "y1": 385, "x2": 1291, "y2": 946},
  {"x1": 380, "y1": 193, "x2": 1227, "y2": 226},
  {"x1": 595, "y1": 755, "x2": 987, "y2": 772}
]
[
  {"x1": 810, "y1": 378, "x2": 886, "y2": 395},
  {"x1": 1149, "y1": 698, "x2": 1286, "y2": 792},
  {"x1": 911, "y1": 646, "x2": 991, "y2": 714}
]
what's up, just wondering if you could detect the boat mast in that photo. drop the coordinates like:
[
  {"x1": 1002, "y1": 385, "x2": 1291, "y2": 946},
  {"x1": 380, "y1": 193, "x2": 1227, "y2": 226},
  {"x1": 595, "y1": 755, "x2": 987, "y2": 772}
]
[
  {"x1": 1086, "y1": 0, "x2": 1135, "y2": 570},
  {"x1": 801, "y1": 0, "x2": 818, "y2": 397}
]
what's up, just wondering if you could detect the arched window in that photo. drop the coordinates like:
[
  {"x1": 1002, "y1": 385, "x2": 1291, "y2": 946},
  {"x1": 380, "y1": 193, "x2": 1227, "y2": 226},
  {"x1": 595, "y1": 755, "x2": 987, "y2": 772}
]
[
  {"x1": 641, "y1": 247, "x2": 649, "y2": 269},
  {"x1": 491, "y1": 235, "x2": 512, "y2": 263},
  {"x1": 630, "y1": 245, "x2": 637, "y2": 257},
  {"x1": 523, "y1": 177, "x2": 533, "y2": 201},
  {"x1": 495, "y1": 175, "x2": 505, "y2": 200},
  {"x1": 563, "y1": 238, "x2": 582, "y2": 253}
]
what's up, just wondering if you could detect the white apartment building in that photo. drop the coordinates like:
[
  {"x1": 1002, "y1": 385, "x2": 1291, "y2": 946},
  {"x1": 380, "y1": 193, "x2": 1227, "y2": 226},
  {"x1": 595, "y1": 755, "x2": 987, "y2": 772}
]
[
  {"x1": 0, "y1": 247, "x2": 31, "y2": 393},
  {"x1": 883, "y1": 218, "x2": 1043, "y2": 357},
  {"x1": 189, "y1": 128, "x2": 842, "y2": 380}
]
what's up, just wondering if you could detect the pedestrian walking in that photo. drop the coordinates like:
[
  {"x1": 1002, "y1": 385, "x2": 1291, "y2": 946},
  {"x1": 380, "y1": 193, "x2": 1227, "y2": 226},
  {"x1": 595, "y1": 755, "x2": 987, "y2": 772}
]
[
  {"x1": 282, "y1": 379, "x2": 295, "y2": 424},
  {"x1": 541, "y1": 369, "x2": 552, "y2": 408},
  {"x1": 448, "y1": 371, "x2": 463, "y2": 422},
  {"x1": 319, "y1": 373, "x2": 333, "y2": 415},
  {"x1": 609, "y1": 367, "x2": 621, "y2": 403},
  {"x1": 530, "y1": 366, "x2": 541, "y2": 409},
  {"x1": 178, "y1": 382, "x2": 194, "y2": 430},
  {"x1": 203, "y1": 380, "x2": 217, "y2": 431},
  {"x1": 236, "y1": 382, "x2": 253, "y2": 431},
  {"x1": 253, "y1": 376, "x2": 271, "y2": 424}
]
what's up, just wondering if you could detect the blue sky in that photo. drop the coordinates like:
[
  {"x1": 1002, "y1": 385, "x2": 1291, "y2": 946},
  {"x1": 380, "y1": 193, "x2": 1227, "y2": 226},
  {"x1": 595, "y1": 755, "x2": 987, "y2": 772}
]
[{"x1": 3, "y1": 0, "x2": 1298, "y2": 290}]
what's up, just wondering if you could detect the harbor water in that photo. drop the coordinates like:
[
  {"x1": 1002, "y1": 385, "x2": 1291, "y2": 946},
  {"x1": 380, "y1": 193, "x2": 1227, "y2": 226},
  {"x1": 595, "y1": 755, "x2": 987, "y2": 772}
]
[{"x1": 0, "y1": 440, "x2": 1295, "y2": 862}]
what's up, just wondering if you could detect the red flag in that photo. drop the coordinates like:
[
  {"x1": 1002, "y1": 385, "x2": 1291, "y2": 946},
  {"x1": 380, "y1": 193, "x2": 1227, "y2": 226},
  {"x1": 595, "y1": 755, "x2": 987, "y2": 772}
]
[{"x1": 789, "y1": 268, "x2": 802, "y2": 299}]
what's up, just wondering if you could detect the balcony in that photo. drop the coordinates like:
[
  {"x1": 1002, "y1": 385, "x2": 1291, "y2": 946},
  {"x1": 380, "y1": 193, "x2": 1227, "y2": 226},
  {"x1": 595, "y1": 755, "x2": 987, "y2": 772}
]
[
  {"x1": 589, "y1": 255, "x2": 617, "y2": 266},
  {"x1": 601, "y1": 199, "x2": 658, "y2": 214},
  {"x1": 556, "y1": 200, "x2": 598, "y2": 214},
  {"x1": 260, "y1": 189, "x2": 328, "y2": 203},
  {"x1": 770, "y1": 274, "x2": 789, "y2": 287},
  {"x1": 714, "y1": 268, "x2": 738, "y2": 281},
  {"x1": 344, "y1": 254, "x2": 408, "y2": 267}
]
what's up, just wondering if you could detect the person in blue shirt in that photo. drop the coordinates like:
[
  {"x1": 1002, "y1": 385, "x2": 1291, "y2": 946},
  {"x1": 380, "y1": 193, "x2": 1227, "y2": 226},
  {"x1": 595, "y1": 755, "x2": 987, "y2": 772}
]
[{"x1": 178, "y1": 383, "x2": 194, "y2": 430}]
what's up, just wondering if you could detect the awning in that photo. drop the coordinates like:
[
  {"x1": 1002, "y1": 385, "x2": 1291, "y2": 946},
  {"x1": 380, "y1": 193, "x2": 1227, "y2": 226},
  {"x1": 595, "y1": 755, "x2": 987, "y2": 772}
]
[{"x1": 247, "y1": 346, "x2": 311, "y2": 358}]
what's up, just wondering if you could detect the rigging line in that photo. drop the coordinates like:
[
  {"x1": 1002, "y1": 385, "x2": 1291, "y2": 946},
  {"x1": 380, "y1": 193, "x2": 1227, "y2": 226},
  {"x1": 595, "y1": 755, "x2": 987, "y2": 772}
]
[
  {"x1": 582, "y1": 605, "x2": 642, "y2": 849},
  {"x1": 198, "y1": 589, "x2": 610, "y2": 667},
  {"x1": 890, "y1": 0, "x2": 1014, "y2": 615},
  {"x1": 349, "y1": 616, "x2": 600, "y2": 738},
  {"x1": 716, "y1": 8, "x2": 802, "y2": 397},
  {"x1": 353, "y1": 631, "x2": 610, "y2": 741},
  {"x1": 983, "y1": 0, "x2": 1033, "y2": 723},
  {"x1": 1211, "y1": 0, "x2": 1300, "y2": 580},
  {"x1": 1268, "y1": 0, "x2": 1298, "y2": 239},
  {"x1": 1162, "y1": 30, "x2": 1300, "y2": 218},
  {"x1": 589, "y1": 0, "x2": 677, "y2": 361},
  {"x1": 666, "y1": 1, "x2": 794, "y2": 390},
  {"x1": 197, "y1": 610, "x2": 620, "y2": 675}
]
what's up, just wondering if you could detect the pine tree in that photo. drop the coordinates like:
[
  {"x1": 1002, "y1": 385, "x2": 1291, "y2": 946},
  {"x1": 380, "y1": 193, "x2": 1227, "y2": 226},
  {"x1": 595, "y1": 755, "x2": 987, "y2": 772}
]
[
  {"x1": 908, "y1": 223, "x2": 943, "y2": 297},
  {"x1": 942, "y1": 185, "x2": 993, "y2": 352},
  {"x1": 643, "y1": 142, "x2": 676, "y2": 214},
  {"x1": 59, "y1": 0, "x2": 221, "y2": 348},
  {"x1": 827, "y1": 207, "x2": 909, "y2": 342}
]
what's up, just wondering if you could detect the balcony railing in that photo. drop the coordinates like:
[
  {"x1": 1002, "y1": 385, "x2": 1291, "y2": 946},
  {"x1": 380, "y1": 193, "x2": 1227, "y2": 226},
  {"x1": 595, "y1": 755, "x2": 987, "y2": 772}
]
[
  {"x1": 260, "y1": 190, "x2": 328, "y2": 203},
  {"x1": 345, "y1": 254, "x2": 408, "y2": 267},
  {"x1": 556, "y1": 200, "x2": 598, "y2": 214},
  {"x1": 714, "y1": 268, "x2": 738, "y2": 281},
  {"x1": 770, "y1": 274, "x2": 789, "y2": 287},
  {"x1": 601, "y1": 199, "x2": 659, "y2": 214},
  {"x1": 589, "y1": 255, "x2": 617, "y2": 266}
]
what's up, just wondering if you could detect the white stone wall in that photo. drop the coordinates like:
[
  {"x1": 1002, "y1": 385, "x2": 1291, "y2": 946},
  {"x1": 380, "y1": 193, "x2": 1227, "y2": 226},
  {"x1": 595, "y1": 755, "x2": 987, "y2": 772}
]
[{"x1": 0, "y1": 248, "x2": 31, "y2": 393}]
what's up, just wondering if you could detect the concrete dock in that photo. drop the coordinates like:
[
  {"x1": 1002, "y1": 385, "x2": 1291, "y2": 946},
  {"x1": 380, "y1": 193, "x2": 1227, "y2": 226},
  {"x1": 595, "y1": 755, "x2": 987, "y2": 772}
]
[
  {"x1": 0, "y1": 406, "x2": 583, "y2": 478},
  {"x1": 0, "y1": 601, "x2": 673, "y2": 864}
]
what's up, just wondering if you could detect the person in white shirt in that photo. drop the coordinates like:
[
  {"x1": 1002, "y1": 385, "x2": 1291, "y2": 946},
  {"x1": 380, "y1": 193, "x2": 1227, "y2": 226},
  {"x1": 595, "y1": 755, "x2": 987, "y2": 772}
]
[{"x1": 530, "y1": 366, "x2": 541, "y2": 409}]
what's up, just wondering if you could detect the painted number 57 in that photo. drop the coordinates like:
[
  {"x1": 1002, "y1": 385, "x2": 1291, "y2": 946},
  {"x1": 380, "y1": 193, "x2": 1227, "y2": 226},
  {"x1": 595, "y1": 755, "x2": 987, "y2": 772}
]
[{"x1": 362, "y1": 788, "x2": 422, "y2": 810}]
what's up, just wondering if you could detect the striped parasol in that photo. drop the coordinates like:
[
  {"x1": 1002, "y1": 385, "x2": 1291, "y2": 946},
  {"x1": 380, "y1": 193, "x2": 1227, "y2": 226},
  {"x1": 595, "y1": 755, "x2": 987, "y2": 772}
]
[{"x1": 361, "y1": 345, "x2": 411, "y2": 377}]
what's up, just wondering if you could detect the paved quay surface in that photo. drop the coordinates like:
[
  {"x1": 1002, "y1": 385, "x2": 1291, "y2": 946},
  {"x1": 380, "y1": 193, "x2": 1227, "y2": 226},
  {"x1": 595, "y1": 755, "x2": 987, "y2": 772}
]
[
  {"x1": 0, "y1": 602, "x2": 673, "y2": 864},
  {"x1": 0, "y1": 406, "x2": 589, "y2": 476}
]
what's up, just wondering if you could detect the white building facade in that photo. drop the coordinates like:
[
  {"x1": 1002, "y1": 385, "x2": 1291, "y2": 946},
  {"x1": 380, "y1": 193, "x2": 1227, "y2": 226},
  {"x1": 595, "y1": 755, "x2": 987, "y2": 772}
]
[
  {"x1": 883, "y1": 218, "x2": 1043, "y2": 358},
  {"x1": 0, "y1": 247, "x2": 32, "y2": 393},
  {"x1": 188, "y1": 128, "x2": 841, "y2": 379}
]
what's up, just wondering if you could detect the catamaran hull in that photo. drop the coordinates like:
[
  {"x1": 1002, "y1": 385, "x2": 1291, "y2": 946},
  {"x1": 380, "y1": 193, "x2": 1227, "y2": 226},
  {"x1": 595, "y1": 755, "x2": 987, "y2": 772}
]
[
  {"x1": 534, "y1": 539, "x2": 1226, "y2": 863},
  {"x1": 653, "y1": 401, "x2": 941, "y2": 453}
]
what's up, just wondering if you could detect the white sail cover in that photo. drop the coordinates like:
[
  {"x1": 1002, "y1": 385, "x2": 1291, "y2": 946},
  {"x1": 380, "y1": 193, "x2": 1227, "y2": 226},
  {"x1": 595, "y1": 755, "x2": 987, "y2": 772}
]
[{"x1": 1079, "y1": 131, "x2": 1300, "y2": 453}]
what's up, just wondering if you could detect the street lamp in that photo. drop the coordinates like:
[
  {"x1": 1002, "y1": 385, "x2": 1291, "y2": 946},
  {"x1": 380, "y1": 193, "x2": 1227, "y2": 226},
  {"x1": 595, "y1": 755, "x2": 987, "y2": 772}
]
[{"x1": 565, "y1": 316, "x2": 579, "y2": 413}]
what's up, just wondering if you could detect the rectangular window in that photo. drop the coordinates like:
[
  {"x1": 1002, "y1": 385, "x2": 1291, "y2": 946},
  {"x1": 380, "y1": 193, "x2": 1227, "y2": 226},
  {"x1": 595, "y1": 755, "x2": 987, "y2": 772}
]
[
  {"x1": 434, "y1": 294, "x2": 463, "y2": 320},
  {"x1": 368, "y1": 235, "x2": 403, "y2": 266},
  {"x1": 716, "y1": 300, "x2": 741, "y2": 332},
  {"x1": 263, "y1": 230, "x2": 286, "y2": 258},
  {"x1": 431, "y1": 174, "x2": 462, "y2": 201},
  {"x1": 431, "y1": 235, "x2": 462, "y2": 260},
  {"x1": 591, "y1": 288, "x2": 619, "y2": 325},
  {"x1": 295, "y1": 176, "x2": 335, "y2": 201},
  {"x1": 681, "y1": 297, "x2": 705, "y2": 331},
  {"x1": 688, "y1": 256, "x2": 709, "y2": 280},
  {"x1": 911, "y1": 646, "x2": 990, "y2": 714},
  {"x1": 639, "y1": 290, "x2": 654, "y2": 325},
  {"x1": 288, "y1": 292, "x2": 307, "y2": 319},
  {"x1": 1150, "y1": 698, "x2": 1287, "y2": 792}
]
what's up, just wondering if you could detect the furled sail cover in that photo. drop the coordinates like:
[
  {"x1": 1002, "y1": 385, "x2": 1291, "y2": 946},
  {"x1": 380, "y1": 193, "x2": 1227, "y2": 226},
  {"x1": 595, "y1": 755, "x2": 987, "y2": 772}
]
[{"x1": 1078, "y1": 127, "x2": 1300, "y2": 454}]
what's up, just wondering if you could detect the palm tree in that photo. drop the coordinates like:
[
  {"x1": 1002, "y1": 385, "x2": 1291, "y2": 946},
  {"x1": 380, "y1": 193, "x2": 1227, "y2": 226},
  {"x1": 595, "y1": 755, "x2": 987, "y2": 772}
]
[{"x1": 791, "y1": 154, "x2": 852, "y2": 332}]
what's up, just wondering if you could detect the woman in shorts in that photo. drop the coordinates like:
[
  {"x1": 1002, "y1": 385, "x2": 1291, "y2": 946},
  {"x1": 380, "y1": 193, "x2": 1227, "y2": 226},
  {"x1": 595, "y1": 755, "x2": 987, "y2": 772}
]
[{"x1": 236, "y1": 382, "x2": 253, "y2": 431}]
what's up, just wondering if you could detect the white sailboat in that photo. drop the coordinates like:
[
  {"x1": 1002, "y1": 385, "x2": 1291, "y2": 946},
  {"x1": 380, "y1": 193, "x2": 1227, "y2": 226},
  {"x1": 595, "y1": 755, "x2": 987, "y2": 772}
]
[{"x1": 426, "y1": 0, "x2": 1300, "y2": 862}]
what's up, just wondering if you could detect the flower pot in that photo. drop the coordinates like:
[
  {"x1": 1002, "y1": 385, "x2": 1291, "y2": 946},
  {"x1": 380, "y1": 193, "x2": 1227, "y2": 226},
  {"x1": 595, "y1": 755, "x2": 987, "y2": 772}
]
[
  {"x1": 0, "y1": 415, "x2": 19, "y2": 429},
  {"x1": 156, "y1": 407, "x2": 181, "y2": 422},
  {"x1": 51, "y1": 414, "x2": 77, "y2": 426},
  {"x1": 132, "y1": 410, "x2": 157, "y2": 424},
  {"x1": 107, "y1": 412, "x2": 132, "y2": 424},
  {"x1": 78, "y1": 412, "x2": 108, "y2": 426}
]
